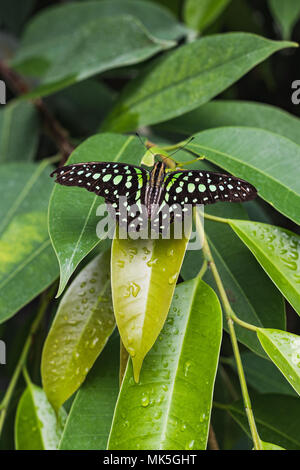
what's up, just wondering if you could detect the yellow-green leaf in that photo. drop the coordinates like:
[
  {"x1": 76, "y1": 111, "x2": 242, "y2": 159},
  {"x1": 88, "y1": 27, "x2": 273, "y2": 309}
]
[
  {"x1": 228, "y1": 220, "x2": 300, "y2": 316},
  {"x1": 15, "y1": 384, "x2": 66, "y2": 450},
  {"x1": 41, "y1": 250, "x2": 115, "y2": 411},
  {"x1": 111, "y1": 223, "x2": 191, "y2": 382},
  {"x1": 257, "y1": 328, "x2": 300, "y2": 396}
]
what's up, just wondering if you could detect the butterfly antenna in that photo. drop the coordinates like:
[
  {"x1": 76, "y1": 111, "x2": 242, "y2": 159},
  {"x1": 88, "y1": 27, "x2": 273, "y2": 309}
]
[
  {"x1": 135, "y1": 132, "x2": 156, "y2": 156},
  {"x1": 169, "y1": 136, "x2": 195, "y2": 157}
]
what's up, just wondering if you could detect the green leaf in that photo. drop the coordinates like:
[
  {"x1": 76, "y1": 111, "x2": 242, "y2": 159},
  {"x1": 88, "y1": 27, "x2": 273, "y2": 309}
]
[
  {"x1": 261, "y1": 441, "x2": 285, "y2": 450},
  {"x1": 0, "y1": 161, "x2": 59, "y2": 323},
  {"x1": 108, "y1": 278, "x2": 222, "y2": 450},
  {"x1": 101, "y1": 33, "x2": 295, "y2": 132},
  {"x1": 228, "y1": 220, "x2": 300, "y2": 317},
  {"x1": 181, "y1": 163, "x2": 285, "y2": 357},
  {"x1": 146, "y1": 0, "x2": 182, "y2": 17},
  {"x1": 188, "y1": 127, "x2": 300, "y2": 225},
  {"x1": 257, "y1": 329, "x2": 300, "y2": 396},
  {"x1": 15, "y1": 383, "x2": 66, "y2": 450},
  {"x1": 47, "y1": 79, "x2": 116, "y2": 136},
  {"x1": 12, "y1": 0, "x2": 186, "y2": 99},
  {"x1": 48, "y1": 133, "x2": 145, "y2": 297},
  {"x1": 0, "y1": 101, "x2": 39, "y2": 162},
  {"x1": 227, "y1": 394, "x2": 300, "y2": 450},
  {"x1": 268, "y1": 0, "x2": 300, "y2": 39},
  {"x1": 111, "y1": 221, "x2": 191, "y2": 382},
  {"x1": 41, "y1": 250, "x2": 115, "y2": 412},
  {"x1": 157, "y1": 100, "x2": 300, "y2": 146},
  {"x1": 183, "y1": 0, "x2": 231, "y2": 32},
  {"x1": 59, "y1": 335, "x2": 120, "y2": 450},
  {"x1": 226, "y1": 351, "x2": 297, "y2": 396}
]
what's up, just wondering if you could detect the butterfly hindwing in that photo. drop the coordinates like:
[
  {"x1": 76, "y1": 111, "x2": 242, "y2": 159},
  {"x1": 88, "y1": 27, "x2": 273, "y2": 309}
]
[{"x1": 163, "y1": 170, "x2": 257, "y2": 207}]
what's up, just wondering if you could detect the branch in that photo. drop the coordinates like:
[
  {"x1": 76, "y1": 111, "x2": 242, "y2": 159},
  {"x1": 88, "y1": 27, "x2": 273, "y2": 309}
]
[
  {"x1": 0, "y1": 60, "x2": 75, "y2": 164},
  {"x1": 193, "y1": 208, "x2": 263, "y2": 450}
]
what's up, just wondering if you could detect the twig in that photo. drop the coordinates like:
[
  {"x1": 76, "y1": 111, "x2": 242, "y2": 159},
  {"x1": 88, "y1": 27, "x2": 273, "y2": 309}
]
[
  {"x1": 0, "y1": 284, "x2": 56, "y2": 437},
  {"x1": 0, "y1": 60, "x2": 75, "y2": 164},
  {"x1": 193, "y1": 208, "x2": 263, "y2": 450}
]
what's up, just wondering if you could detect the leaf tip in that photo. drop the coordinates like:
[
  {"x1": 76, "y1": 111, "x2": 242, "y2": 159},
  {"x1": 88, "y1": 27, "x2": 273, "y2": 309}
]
[{"x1": 132, "y1": 357, "x2": 143, "y2": 383}]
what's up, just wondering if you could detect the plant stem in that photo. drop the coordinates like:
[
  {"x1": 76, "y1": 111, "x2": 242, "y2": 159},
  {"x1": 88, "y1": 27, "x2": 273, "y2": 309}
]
[
  {"x1": 0, "y1": 285, "x2": 55, "y2": 437},
  {"x1": 193, "y1": 208, "x2": 262, "y2": 450},
  {"x1": 204, "y1": 212, "x2": 230, "y2": 224},
  {"x1": 197, "y1": 259, "x2": 208, "y2": 279}
]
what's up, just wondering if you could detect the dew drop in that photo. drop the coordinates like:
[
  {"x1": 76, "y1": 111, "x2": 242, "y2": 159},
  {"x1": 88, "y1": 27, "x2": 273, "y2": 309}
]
[
  {"x1": 141, "y1": 395, "x2": 150, "y2": 407},
  {"x1": 185, "y1": 439, "x2": 195, "y2": 450},
  {"x1": 123, "y1": 282, "x2": 141, "y2": 298},
  {"x1": 147, "y1": 258, "x2": 158, "y2": 267},
  {"x1": 168, "y1": 273, "x2": 178, "y2": 285},
  {"x1": 184, "y1": 361, "x2": 192, "y2": 377},
  {"x1": 128, "y1": 347, "x2": 136, "y2": 357},
  {"x1": 116, "y1": 260, "x2": 125, "y2": 268}
]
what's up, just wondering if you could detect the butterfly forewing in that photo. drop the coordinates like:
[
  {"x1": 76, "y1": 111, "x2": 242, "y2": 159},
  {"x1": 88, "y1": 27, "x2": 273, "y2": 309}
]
[
  {"x1": 51, "y1": 161, "x2": 149, "y2": 230},
  {"x1": 163, "y1": 170, "x2": 257, "y2": 207}
]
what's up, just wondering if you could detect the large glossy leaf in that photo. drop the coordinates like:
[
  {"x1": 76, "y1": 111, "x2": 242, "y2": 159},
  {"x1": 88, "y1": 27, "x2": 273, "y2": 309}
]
[
  {"x1": 59, "y1": 335, "x2": 119, "y2": 450},
  {"x1": 268, "y1": 0, "x2": 300, "y2": 39},
  {"x1": 0, "y1": 100, "x2": 39, "y2": 162},
  {"x1": 157, "y1": 100, "x2": 300, "y2": 146},
  {"x1": 188, "y1": 127, "x2": 300, "y2": 225},
  {"x1": 12, "y1": 0, "x2": 186, "y2": 98},
  {"x1": 257, "y1": 329, "x2": 300, "y2": 396},
  {"x1": 111, "y1": 221, "x2": 191, "y2": 382},
  {"x1": 49, "y1": 133, "x2": 145, "y2": 296},
  {"x1": 0, "y1": 161, "x2": 59, "y2": 323},
  {"x1": 15, "y1": 384, "x2": 67, "y2": 450},
  {"x1": 108, "y1": 278, "x2": 222, "y2": 450},
  {"x1": 226, "y1": 394, "x2": 300, "y2": 450},
  {"x1": 101, "y1": 33, "x2": 295, "y2": 132},
  {"x1": 183, "y1": 0, "x2": 231, "y2": 32},
  {"x1": 181, "y1": 162, "x2": 285, "y2": 357},
  {"x1": 229, "y1": 220, "x2": 300, "y2": 316},
  {"x1": 41, "y1": 250, "x2": 115, "y2": 412}
]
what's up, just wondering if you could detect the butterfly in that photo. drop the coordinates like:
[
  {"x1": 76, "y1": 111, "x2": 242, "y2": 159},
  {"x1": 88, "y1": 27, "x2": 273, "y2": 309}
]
[{"x1": 50, "y1": 158, "x2": 257, "y2": 233}]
